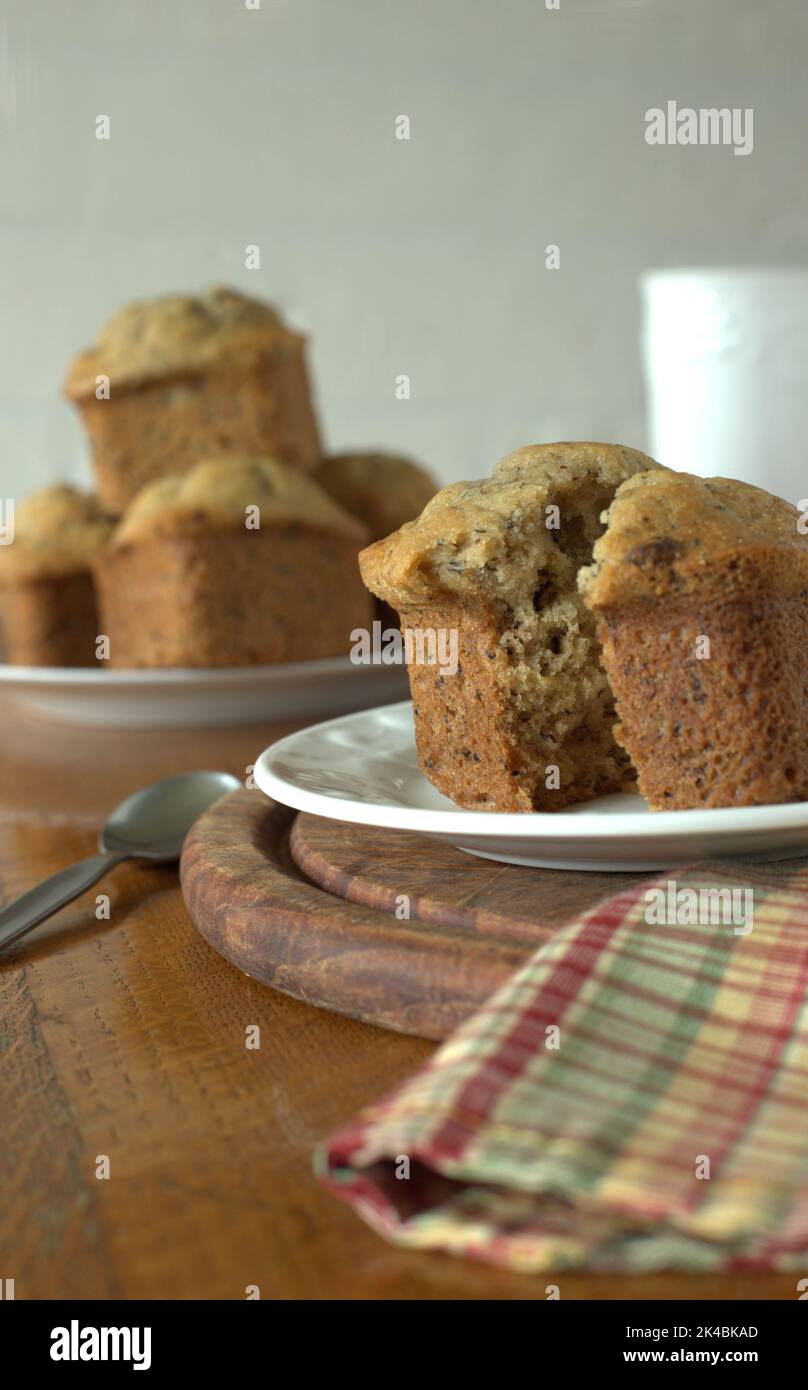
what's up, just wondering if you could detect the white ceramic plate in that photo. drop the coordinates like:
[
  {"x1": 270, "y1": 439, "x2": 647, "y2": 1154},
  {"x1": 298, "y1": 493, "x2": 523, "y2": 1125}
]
[
  {"x1": 255, "y1": 701, "x2": 808, "y2": 872},
  {"x1": 0, "y1": 659, "x2": 408, "y2": 729}
]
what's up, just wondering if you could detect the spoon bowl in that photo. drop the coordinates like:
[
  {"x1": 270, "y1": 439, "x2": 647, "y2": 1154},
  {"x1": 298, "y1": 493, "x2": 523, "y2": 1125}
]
[{"x1": 100, "y1": 770, "x2": 242, "y2": 860}]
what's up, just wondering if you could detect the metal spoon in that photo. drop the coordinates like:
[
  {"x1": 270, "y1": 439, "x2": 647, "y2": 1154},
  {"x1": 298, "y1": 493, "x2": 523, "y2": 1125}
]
[{"x1": 0, "y1": 770, "x2": 242, "y2": 953}]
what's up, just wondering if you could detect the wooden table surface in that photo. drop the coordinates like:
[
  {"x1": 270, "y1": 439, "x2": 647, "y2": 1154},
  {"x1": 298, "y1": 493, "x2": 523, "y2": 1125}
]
[{"x1": 0, "y1": 696, "x2": 794, "y2": 1301}]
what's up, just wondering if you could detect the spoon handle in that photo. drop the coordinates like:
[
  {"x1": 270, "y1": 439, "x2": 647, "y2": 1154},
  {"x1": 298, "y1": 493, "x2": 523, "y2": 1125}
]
[{"x1": 0, "y1": 852, "x2": 128, "y2": 952}]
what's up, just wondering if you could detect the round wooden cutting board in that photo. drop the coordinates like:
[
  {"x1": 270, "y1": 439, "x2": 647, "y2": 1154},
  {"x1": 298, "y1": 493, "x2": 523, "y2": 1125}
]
[{"x1": 180, "y1": 788, "x2": 644, "y2": 1040}]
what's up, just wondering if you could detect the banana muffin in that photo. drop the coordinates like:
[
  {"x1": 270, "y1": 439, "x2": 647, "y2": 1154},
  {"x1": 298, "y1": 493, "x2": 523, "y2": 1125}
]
[
  {"x1": 65, "y1": 287, "x2": 322, "y2": 513},
  {"x1": 360, "y1": 442, "x2": 661, "y2": 812},
  {"x1": 0, "y1": 484, "x2": 114, "y2": 666},
  {"x1": 579, "y1": 469, "x2": 808, "y2": 810},
  {"x1": 317, "y1": 451, "x2": 437, "y2": 541},
  {"x1": 94, "y1": 454, "x2": 372, "y2": 668}
]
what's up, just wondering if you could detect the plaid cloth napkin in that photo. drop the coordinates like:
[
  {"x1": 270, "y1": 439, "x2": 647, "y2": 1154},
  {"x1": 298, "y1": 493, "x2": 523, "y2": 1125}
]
[{"x1": 316, "y1": 861, "x2": 808, "y2": 1272}]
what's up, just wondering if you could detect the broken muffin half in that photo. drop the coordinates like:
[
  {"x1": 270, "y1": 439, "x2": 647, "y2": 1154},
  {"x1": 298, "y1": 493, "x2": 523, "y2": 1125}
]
[
  {"x1": 578, "y1": 468, "x2": 808, "y2": 810},
  {"x1": 359, "y1": 442, "x2": 662, "y2": 811}
]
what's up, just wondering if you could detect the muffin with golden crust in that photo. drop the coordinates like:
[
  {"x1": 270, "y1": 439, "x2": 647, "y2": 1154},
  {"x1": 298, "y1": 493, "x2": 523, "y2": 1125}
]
[
  {"x1": 94, "y1": 453, "x2": 372, "y2": 668},
  {"x1": 0, "y1": 484, "x2": 114, "y2": 666},
  {"x1": 360, "y1": 442, "x2": 661, "y2": 812},
  {"x1": 317, "y1": 451, "x2": 437, "y2": 541},
  {"x1": 579, "y1": 469, "x2": 808, "y2": 810},
  {"x1": 65, "y1": 287, "x2": 322, "y2": 513}
]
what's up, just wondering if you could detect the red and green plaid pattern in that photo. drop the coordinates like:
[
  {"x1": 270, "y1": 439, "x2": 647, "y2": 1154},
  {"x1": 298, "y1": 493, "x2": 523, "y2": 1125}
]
[{"x1": 316, "y1": 861, "x2": 808, "y2": 1271}]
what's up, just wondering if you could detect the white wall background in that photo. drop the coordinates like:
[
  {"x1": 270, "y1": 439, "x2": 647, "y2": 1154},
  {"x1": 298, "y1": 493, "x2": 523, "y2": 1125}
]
[{"x1": 1, "y1": 0, "x2": 807, "y2": 497}]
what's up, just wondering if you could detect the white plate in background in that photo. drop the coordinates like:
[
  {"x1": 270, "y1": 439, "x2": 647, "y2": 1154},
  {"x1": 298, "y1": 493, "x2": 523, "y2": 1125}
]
[
  {"x1": 0, "y1": 658, "x2": 408, "y2": 729},
  {"x1": 254, "y1": 701, "x2": 808, "y2": 872}
]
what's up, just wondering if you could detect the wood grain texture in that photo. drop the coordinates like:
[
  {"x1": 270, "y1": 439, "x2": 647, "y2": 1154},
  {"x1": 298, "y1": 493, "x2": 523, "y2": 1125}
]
[
  {"x1": 180, "y1": 790, "x2": 528, "y2": 1041},
  {"x1": 0, "y1": 697, "x2": 796, "y2": 1299},
  {"x1": 181, "y1": 790, "x2": 647, "y2": 1039},
  {"x1": 291, "y1": 811, "x2": 647, "y2": 940}
]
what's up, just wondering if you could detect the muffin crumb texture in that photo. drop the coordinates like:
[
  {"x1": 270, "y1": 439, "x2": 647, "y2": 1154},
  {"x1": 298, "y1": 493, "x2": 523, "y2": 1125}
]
[{"x1": 361, "y1": 442, "x2": 661, "y2": 811}]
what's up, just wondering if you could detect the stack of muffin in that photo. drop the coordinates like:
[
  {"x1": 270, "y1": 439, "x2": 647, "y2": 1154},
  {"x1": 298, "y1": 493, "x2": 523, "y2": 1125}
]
[{"x1": 0, "y1": 286, "x2": 436, "y2": 668}]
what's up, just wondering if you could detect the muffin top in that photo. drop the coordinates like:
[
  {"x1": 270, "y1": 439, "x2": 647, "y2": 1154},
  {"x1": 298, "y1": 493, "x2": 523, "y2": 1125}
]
[
  {"x1": 317, "y1": 451, "x2": 437, "y2": 542},
  {"x1": 109, "y1": 453, "x2": 368, "y2": 548},
  {"x1": 360, "y1": 442, "x2": 660, "y2": 606},
  {"x1": 0, "y1": 484, "x2": 115, "y2": 580},
  {"x1": 579, "y1": 470, "x2": 808, "y2": 608},
  {"x1": 65, "y1": 287, "x2": 301, "y2": 398}
]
